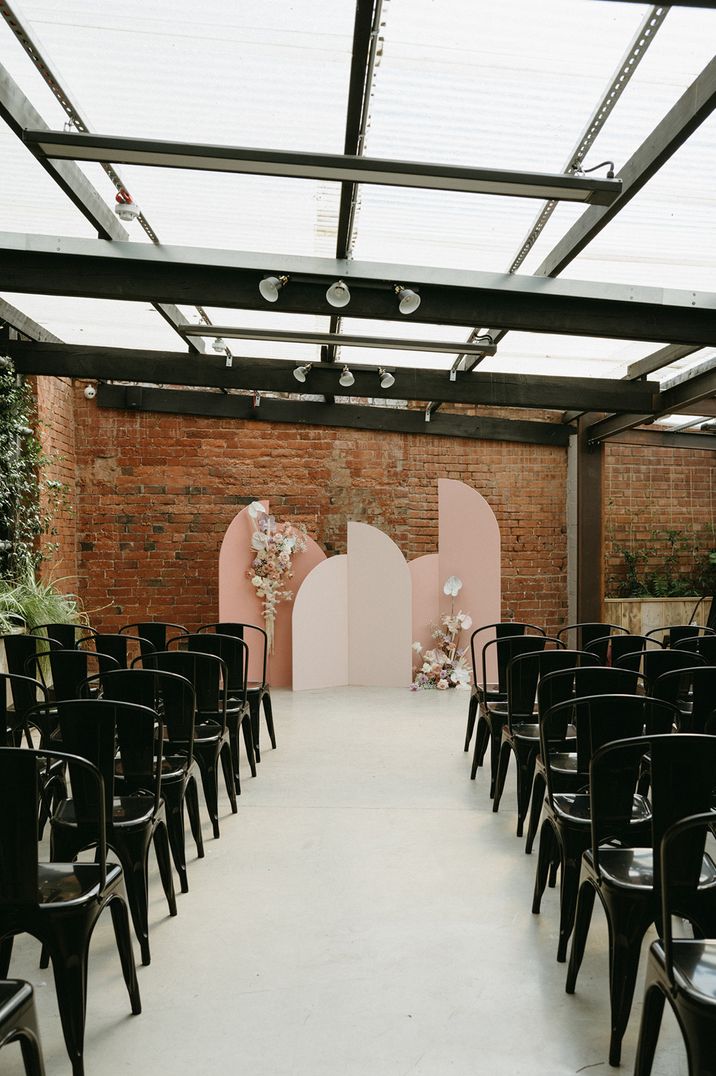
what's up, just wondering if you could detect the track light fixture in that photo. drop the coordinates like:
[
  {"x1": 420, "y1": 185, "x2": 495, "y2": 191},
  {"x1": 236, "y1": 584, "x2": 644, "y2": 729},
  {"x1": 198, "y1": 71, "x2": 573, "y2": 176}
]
[
  {"x1": 394, "y1": 285, "x2": 421, "y2": 315},
  {"x1": 259, "y1": 274, "x2": 289, "y2": 303},
  {"x1": 114, "y1": 188, "x2": 140, "y2": 222},
  {"x1": 83, "y1": 383, "x2": 97, "y2": 400},
  {"x1": 326, "y1": 280, "x2": 351, "y2": 308},
  {"x1": 293, "y1": 364, "x2": 311, "y2": 383},
  {"x1": 338, "y1": 365, "x2": 355, "y2": 388},
  {"x1": 378, "y1": 368, "x2": 395, "y2": 389},
  {"x1": 212, "y1": 336, "x2": 227, "y2": 353}
]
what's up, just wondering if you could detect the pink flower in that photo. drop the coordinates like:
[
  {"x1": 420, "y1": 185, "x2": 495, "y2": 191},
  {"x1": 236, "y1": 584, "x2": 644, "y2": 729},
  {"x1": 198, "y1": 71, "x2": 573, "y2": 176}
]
[{"x1": 437, "y1": 679, "x2": 449, "y2": 690}]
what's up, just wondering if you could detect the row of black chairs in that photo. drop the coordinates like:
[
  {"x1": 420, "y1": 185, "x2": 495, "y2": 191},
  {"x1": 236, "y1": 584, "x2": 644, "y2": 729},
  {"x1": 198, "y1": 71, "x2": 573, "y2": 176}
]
[
  {"x1": 0, "y1": 618, "x2": 277, "y2": 1075},
  {"x1": 463, "y1": 619, "x2": 716, "y2": 1073}
]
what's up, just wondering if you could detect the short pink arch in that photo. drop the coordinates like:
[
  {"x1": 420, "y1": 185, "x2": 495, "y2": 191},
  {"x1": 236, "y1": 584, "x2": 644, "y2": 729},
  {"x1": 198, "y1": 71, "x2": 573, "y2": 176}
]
[{"x1": 219, "y1": 501, "x2": 326, "y2": 687}]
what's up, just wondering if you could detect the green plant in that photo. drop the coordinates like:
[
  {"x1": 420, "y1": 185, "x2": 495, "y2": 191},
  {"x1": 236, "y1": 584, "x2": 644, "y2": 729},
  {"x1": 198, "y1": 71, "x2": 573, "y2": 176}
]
[
  {"x1": 0, "y1": 357, "x2": 68, "y2": 581},
  {"x1": 609, "y1": 526, "x2": 716, "y2": 598},
  {"x1": 0, "y1": 568, "x2": 86, "y2": 634}
]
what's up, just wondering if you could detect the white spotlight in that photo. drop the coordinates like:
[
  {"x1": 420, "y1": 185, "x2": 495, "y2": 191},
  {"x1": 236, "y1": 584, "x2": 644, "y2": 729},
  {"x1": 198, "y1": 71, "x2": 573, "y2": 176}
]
[
  {"x1": 338, "y1": 365, "x2": 355, "y2": 388},
  {"x1": 293, "y1": 364, "x2": 311, "y2": 383},
  {"x1": 326, "y1": 280, "x2": 351, "y2": 308},
  {"x1": 259, "y1": 274, "x2": 288, "y2": 302},
  {"x1": 114, "y1": 190, "x2": 140, "y2": 222},
  {"x1": 395, "y1": 285, "x2": 421, "y2": 315},
  {"x1": 212, "y1": 336, "x2": 227, "y2": 353},
  {"x1": 379, "y1": 368, "x2": 395, "y2": 389},
  {"x1": 83, "y1": 383, "x2": 97, "y2": 400}
]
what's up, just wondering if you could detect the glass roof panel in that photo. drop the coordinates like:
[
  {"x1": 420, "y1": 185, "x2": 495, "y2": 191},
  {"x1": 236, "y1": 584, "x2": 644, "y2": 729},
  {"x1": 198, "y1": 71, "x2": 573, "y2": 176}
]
[{"x1": 2, "y1": 293, "x2": 186, "y2": 349}]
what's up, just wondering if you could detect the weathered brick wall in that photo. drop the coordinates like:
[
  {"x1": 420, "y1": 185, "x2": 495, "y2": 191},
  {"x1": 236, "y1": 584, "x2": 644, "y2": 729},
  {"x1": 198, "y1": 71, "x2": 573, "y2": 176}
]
[
  {"x1": 605, "y1": 442, "x2": 716, "y2": 596},
  {"x1": 33, "y1": 375, "x2": 78, "y2": 582},
  {"x1": 71, "y1": 391, "x2": 569, "y2": 634}
]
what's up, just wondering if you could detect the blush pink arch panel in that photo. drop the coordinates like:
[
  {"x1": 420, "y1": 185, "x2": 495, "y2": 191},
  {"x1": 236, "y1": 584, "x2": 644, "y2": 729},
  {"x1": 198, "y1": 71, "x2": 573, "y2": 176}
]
[
  {"x1": 409, "y1": 553, "x2": 440, "y2": 658},
  {"x1": 348, "y1": 522, "x2": 412, "y2": 688},
  {"x1": 438, "y1": 478, "x2": 501, "y2": 683},
  {"x1": 292, "y1": 555, "x2": 349, "y2": 691},
  {"x1": 218, "y1": 501, "x2": 326, "y2": 688}
]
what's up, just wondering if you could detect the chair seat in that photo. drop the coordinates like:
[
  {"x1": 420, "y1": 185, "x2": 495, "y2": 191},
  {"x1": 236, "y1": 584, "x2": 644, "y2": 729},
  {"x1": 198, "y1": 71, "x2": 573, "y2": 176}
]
[
  {"x1": 0, "y1": 979, "x2": 33, "y2": 1020},
  {"x1": 55, "y1": 796, "x2": 156, "y2": 826},
  {"x1": 246, "y1": 682, "x2": 266, "y2": 694},
  {"x1": 37, "y1": 860, "x2": 123, "y2": 904},
  {"x1": 553, "y1": 792, "x2": 651, "y2": 826},
  {"x1": 510, "y1": 722, "x2": 540, "y2": 740},
  {"x1": 195, "y1": 719, "x2": 223, "y2": 741},
  {"x1": 662, "y1": 939, "x2": 716, "y2": 1001},
  {"x1": 584, "y1": 848, "x2": 716, "y2": 891},
  {"x1": 550, "y1": 751, "x2": 578, "y2": 774}
]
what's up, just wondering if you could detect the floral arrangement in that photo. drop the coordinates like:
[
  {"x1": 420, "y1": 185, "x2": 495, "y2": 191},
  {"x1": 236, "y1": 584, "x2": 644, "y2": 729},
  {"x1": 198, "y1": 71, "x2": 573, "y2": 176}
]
[
  {"x1": 411, "y1": 575, "x2": 472, "y2": 690},
  {"x1": 246, "y1": 501, "x2": 308, "y2": 653}
]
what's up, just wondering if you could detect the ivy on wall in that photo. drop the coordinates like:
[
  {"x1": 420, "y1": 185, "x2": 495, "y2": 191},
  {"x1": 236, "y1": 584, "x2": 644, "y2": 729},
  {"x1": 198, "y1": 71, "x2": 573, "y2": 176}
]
[{"x1": 0, "y1": 357, "x2": 67, "y2": 581}]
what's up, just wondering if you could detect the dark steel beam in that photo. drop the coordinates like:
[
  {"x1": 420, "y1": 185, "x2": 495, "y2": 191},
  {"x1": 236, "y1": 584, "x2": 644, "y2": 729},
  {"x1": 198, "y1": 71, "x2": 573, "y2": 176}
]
[
  {"x1": 625, "y1": 343, "x2": 701, "y2": 380},
  {"x1": 659, "y1": 356, "x2": 716, "y2": 415},
  {"x1": 608, "y1": 428, "x2": 716, "y2": 451},
  {"x1": 0, "y1": 61, "x2": 203, "y2": 353},
  {"x1": 576, "y1": 415, "x2": 604, "y2": 622},
  {"x1": 96, "y1": 384, "x2": 572, "y2": 446},
  {"x1": 23, "y1": 130, "x2": 624, "y2": 204},
  {"x1": 5, "y1": 341, "x2": 659, "y2": 413},
  {"x1": 3, "y1": 232, "x2": 716, "y2": 348}
]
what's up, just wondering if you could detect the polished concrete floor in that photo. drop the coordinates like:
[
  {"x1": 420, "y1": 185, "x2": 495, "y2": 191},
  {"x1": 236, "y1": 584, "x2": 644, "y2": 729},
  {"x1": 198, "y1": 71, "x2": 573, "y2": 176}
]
[{"x1": 3, "y1": 687, "x2": 688, "y2": 1075}]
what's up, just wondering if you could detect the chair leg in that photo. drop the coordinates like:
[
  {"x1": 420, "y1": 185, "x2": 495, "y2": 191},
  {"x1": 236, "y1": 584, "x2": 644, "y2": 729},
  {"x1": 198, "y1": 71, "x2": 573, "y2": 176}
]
[
  {"x1": 557, "y1": 834, "x2": 587, "y2": 962},
  {"x1": 464, "y1": 693, "x2": 478, "y2": 751},
  {"x1": 163, "y1": 783, "x2": 189, "y2": 894},
  {"x1": 633, "y1": 982, "x2": 666, "y2": 1076},
  {"x1": 152, "y1": 821, "x2": 178, "y2": 917},
  {"x1": 492, "y1": 740, "x2": 512, "y2": 813},
  {"x1": 196, "y1": 752, "x2": 221, "y2": 839},
  {"x1": 0, "y1": 934, "x2": 13, "y2": 977},
  {"x1": 525, "y1": 770, "x2": 545, "y2": 854},
  {"x1": 220, "y1": 743, "x2": 238, "y2": 815},
  {"x1": 604, "y1": 896, "x2": 652, "y2": 1067},
  {"x1": 532, "y1": 820, "x2": 555, "y2": 915},
  {"x1": 488, "y1": 719, "x2": 505, "y2": 799},
  {"x1": 228, "y1": 726, "x2": 242, "y2": 796},
  {"x1": 470, "y1": 715, "x2": 489, "y2": 779},
  {"x1": 242, "y1": 714, "x2": 257, "y2": 778},
  {"x1": 43, "y1": 917, "x2": 93, "y2": 1076},
  {"x1": 262, "y1": 691, "x2": 276, "y2": 749},
  {"x1": 249, "y1": 695, "x2": 261, "y2": 764},
  {"x1": 18, "y1": 1027, "x2": 46, "y2": 1076},
  {"x1": 108, "y1": 896, "x2": 142, "y2": 1015},
  {"x1": 114, "y1": 830, "x2": 152, "y2": 966},
  {"x1": 515, "y1": 749, "x2": 537, "y2": 838},
  {"x1": 566, "y1": 880, "x2": 597, "y2": 992},
  {"x1": 185, "y1": 775, "x2": 204, "y2": 859}
]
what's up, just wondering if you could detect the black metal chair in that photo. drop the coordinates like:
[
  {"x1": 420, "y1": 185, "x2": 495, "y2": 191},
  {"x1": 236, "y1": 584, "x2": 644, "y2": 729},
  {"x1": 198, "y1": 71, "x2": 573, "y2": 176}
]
[
  {"x1": 614, "y1": 645, "x2": 705, "y2": 692},
  {"x1": 652, "y1": 665, "x2": 716, "y2": 733},
  {"x1": 0, "y1": 747, "x2": 141, "y2": 1076},
  {"x1": 198, "y1": 622, "x2": 275, "y2": 761},
  {"x1": 24, "y1": 648, "x2": 120, "y2": 705},
  {"x1": 566, "y1": 734, "x2": 716, "y2": 1067},
  {"x1": 470, "y1": 634, "x2": 552, "y2": 788},
  {"x1": 79, "y1": 632, "x2": 155, "y2": 669},
  {"x1": 463, "y1": 621, "x2": 545, "y2": 752},
  {"x1": 30, "y1": 623, "x2": 93, "y2": 650},
  {"x1": 120, "y1": 621, "x2": 187, "y2": 660},
  {"x1": 556, "y1": 622, "x2": 628, "y2": 650},
  {"x1": 492, "y1": 649, "x2": 596, "y2": 837},
  {"x1": 173, "y1": 633, "x2": 254, "y2": 793},
  {"x1": 138, "y1": 649, "x2": 237, "y2": 838},
  {"x1": 673, "y1": 635, "x2": 716, "y2": 663},
  {"x1": 634, "y1": 811, "x2": 716, "y2": 1076},
  {"x1": 532, "y1": 693, "x2": 675, "y2": 964},
  {"x1": 645, "y1": 623, "x2": 715, "y2": 648},
  {"x1": 585, "y1": 632, "x2": 659, "y2": 665},
  {"x1": 30, "y1": 698, "x2": 177, "y2": 967},
  {"x1": 86, "y1": 668, "x2": 205, "y2": 895},
  {"x1": 0, "y1": 980, "x2": 46, "y2": 1076}
]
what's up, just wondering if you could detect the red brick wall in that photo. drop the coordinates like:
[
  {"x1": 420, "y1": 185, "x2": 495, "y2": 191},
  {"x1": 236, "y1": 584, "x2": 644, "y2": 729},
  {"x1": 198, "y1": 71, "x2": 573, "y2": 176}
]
[
  {"x1": 33, "y1": 375, "x2": 78, "y2": 582},
  {"x1": 605, "y1": 442, "x2": 716, "y2": 595},
  {"x1": 70, "y1": 392, "x2": 569, "y2": 634}
]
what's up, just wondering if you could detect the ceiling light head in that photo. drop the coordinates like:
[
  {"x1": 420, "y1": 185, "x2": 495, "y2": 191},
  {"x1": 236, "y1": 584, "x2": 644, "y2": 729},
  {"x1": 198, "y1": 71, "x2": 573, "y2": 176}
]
[
  {"x1": 395, "y1": 285, "x2": 421, "y2": 315},
  {"x1": 211, "y1": 336, "x2": 227, "y2": 353},
  {"x1": 83, "y1": 383, "x2": 97, "y2": 400},
  {"x1": 114, "y1": 189, "x2": 140, "y2": 222},
  {"x1": 338, "y1": 365, "x2": 355, "y2": 388},
  {"x1": 379, "y1": 368, "x2": 395, "y2": 389},
  {"x1": 259, "y1": 274, "x2": 289, "y2": 303},
  {"x1": 293, "y1": 364, "x2": 311, "y2": 384},
  {"x1": 326, "y1": 279, "x2": 351, "y2": 309}
]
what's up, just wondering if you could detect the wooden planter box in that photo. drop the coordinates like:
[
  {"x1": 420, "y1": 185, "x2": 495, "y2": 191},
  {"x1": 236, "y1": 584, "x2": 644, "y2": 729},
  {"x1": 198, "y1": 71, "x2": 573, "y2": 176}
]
[{"x1": 605, "y1": 596, "x2": 712, "y2": 637}]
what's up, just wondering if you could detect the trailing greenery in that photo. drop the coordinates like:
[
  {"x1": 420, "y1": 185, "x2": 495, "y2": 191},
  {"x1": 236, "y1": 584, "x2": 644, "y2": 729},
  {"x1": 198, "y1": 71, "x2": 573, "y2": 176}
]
[
  {"x1": 609, "y1": 526, "x2": 716, "y2": 598},
  {"x1": 0, "y1": 569, "x2": 85, "y2": 634}
]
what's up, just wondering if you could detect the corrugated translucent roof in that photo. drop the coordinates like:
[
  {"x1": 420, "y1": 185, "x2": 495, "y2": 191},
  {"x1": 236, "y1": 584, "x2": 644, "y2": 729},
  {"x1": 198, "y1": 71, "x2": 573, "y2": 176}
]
[{"x1": 1, "y1": 0, "x2": 716, "y2": 392}]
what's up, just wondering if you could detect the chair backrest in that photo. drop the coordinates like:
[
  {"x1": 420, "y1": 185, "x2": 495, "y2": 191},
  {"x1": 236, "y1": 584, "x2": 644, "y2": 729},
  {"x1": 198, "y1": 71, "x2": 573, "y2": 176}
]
[
  {"x1": 590, "y1": 735, "x2": 716, "y2": 900},
  {"x1": 505, "y1": 650, "x2": 596, "y2": 727},
  {"x1": 120, "y1": 622, "x2": 187, "y2": 658},
  {"x1": 645, "y1": 624, "x2": 715, "y2": 648},
  {"x1": 0, "y1": 747, "x2": 109, "y2": 903},
  {"x1": 540, "y1": 694, "x2": 678, "y2": 798},
  {"x1": 138, "y1": 649, "x2": 227, "y2": 730},
  {"x1": 652, "y1": 666, "x2": 716, "y2": 733},
  {"x1": 480, "y1": 634, "x2": 552, "y2": 695},
  {"x1": 0, "y1": 673, "x2": 48, "y2": 746},
  {"x1": 197, "y1": 622, "x2": 268, "y2": 686},
  {"x1": 672, "y1": 635, "x2": 716, "y2": 663},
  {"x1": 537, "y1": 664, "x2": 643, "y2": 721},
  {"x1": 659, "y1": 812, "x2": 716, "y2": 982},
  {"x1": 469, "y1": 622, "x2": 545, "y2": 686},
  {"x1": 585, "y1": 633, "x2": 658, "y2": 666},
  {"x1": 174, "y1": 633, "x2": 249, "y2": 704},
  {"x1": 30, "y1": 623, "x2": 92, "y2": 650},
  {"x1": 1, "y1": 633, "x2": 61, "y2": 679},
  {"x1": 619, "y1": 647, "x2": 706, "y2": 694},
  {"x1": 556, "y1": 622, "x2": 628, "y2": 650},
  {"x1": 26, "y1": 648, "x2": 120, "y2": 702},
  {"x1": 50, "y1": 698, "x2": 162, "y2": 817},
  {"x1": 80, "y1": 632, "x2": 155, "y2": 669},
  {"x1": 94, "y1": 667, "x2": 196, "y2": 754}
]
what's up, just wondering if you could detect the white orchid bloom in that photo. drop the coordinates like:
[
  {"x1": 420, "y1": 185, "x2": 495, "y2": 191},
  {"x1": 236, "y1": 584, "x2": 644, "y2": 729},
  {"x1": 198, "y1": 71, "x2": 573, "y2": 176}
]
[
  {"x1": 247, "y1": 501, "x2": 265, "y2": 519},
  {"x1": 443, "y1": 575, "x2": 463, "y2": 597}
]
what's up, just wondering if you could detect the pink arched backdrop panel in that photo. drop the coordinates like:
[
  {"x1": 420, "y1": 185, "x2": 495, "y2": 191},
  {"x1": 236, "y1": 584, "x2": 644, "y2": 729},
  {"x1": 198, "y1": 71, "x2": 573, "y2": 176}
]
[
  {"x1": 438, "y1": 479, "x2": 501, "y2": 683},
  {"x1": 348, "y1": 522, "x2": 412, "y2": 688},
  {"x1": 219, "y1": 501, "x2": 326, "y2": 688},
  {"x1": 409, "y1": 554, "x2": 440, "y2": 663},
  {"x1": 292, "y1": 555, "x2": 348, "y2": 691}
]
